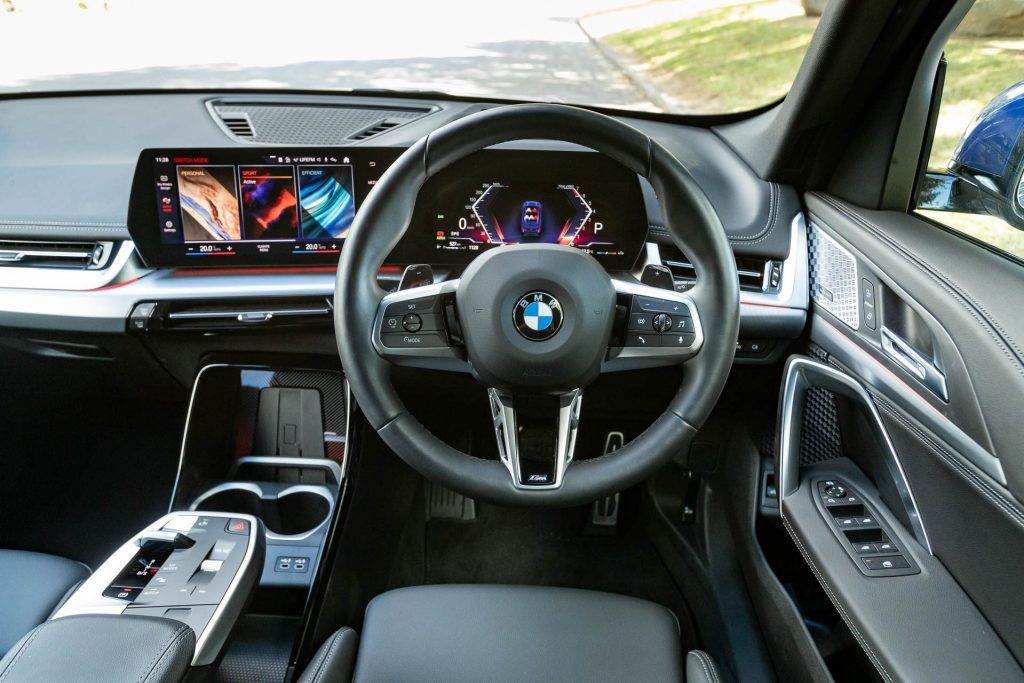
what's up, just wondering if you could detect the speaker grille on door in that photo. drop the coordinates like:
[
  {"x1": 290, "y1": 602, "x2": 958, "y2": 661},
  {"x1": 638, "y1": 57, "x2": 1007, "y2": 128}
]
[{"x1": 808, "y1": 222, "x2": 859, "y2": 329}]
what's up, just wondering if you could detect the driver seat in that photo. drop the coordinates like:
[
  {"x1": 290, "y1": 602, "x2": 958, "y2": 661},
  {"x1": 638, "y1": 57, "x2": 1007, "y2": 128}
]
[{"x1": 297, "y1": 584, "x2": 723, "y2": 683}]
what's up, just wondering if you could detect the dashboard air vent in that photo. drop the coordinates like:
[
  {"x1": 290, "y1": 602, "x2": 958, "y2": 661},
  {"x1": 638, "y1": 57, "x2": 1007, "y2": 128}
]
[
  {"x1": 349, "y1": 119, "x2": 401, "y2": 141},
  {"x1": 661, "y1": 245, "x2": 769, "y2": 292},
  {"x1": 0, "y1": 240, "x2": 111, "y2": 270},
  {"x1": 217, "y1": 112, "x2": 255, "y2": 139},
  {"x1": 209, "y1": 100, "x2": 434, "y2": 144}
]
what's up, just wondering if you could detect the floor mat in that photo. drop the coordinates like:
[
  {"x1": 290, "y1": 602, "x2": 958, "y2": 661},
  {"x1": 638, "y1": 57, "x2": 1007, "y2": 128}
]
[
  {"x1": 214, "y1": 615, "x2": 298, "y2": 683},
  {"x1": 423, "y1": 501, "x2": 698, "y2": 650}
]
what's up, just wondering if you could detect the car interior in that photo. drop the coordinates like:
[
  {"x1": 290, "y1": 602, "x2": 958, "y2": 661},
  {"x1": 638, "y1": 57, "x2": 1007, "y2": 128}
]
[{"x1": 1, "y1": 0, "x2": 1023, "y2": 681}]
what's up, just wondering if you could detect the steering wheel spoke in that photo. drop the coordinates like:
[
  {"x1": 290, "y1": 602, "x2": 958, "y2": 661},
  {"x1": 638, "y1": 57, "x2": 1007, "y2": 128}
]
[
  {"x1": 488, "y1": 388, "x2": 583, "y2": 489},
  {"x1": 372, "y1": 279, "x2": 471, "y2": 372},
  {"x1": 602, "y1": 278, "x2": 705, "y2": 372}
]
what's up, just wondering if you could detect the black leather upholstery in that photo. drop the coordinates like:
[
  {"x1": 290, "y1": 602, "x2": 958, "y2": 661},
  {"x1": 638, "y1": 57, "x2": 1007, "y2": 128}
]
[
  {"x1": 347, "y1": 584, "x2": 684, "y2": 682},
  {"x1": 0, "y1": 614, "x2": 194, "y2": 683},
  {"x1": 297, "y1": 627, "x2": 359, "y2": 683},
  {"x1": 685, "y1": 650, "x2": 722, "y2": 683},
  {"x1": 0, "y1": 550, "x2": 90, "y2": 656}
]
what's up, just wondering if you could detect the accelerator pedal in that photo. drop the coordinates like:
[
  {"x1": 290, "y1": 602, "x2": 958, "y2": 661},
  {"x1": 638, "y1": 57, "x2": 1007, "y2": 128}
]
[{"x1": 587, "y1": 432, "x2": 625, "y2": 533}]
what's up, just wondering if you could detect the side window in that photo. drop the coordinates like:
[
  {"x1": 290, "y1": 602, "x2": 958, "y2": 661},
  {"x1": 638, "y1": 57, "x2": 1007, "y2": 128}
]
[{"x1": 914, "y1": 2, "x2": 1024, "y2": 259}]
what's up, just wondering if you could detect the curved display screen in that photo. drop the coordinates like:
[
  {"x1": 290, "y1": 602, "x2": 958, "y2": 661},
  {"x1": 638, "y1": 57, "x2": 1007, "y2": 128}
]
[
  {"x1": 129, "y1": 147, "x2": 646, "y2": 269},
  {"x1": 392, "y1": 149, "x2": 647, "y2": 270},
  {"x1": 128, "y1": 147, "x2": 402, "y2": 267}
]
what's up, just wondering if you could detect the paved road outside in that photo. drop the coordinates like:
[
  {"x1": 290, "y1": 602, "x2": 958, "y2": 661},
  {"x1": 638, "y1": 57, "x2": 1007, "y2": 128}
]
[{"x1": 0, "y1": 0, "x2": 658, "y2": 110}]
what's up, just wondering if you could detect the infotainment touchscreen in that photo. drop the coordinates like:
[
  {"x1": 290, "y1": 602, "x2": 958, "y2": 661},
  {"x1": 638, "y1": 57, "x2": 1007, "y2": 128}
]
[{"x1": 128, "y1": 148, "x2": 402, "y2": 267}]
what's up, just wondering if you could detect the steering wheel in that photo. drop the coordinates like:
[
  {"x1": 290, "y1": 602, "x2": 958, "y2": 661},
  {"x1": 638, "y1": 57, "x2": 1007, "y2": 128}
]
[{"x1": 335, "y1": 104, "x2": 738, "y2": 507}]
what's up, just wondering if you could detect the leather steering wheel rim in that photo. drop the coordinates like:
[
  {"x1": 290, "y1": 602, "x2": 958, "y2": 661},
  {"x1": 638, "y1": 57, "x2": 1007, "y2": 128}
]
[{"x1": 335, "y1": 104, "x2": 739, "y2": 507}]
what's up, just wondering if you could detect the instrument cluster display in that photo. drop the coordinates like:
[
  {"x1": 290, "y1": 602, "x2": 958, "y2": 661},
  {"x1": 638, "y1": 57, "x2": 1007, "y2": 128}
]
[{"x1": 393, "y1": 150, "x2": 647, "y2": 270}]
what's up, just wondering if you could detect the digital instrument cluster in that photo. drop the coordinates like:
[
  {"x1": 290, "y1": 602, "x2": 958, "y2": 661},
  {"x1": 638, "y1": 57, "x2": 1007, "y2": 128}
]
[{"x1": 392, "y1": 150, "x2": 647, "y2": 269}]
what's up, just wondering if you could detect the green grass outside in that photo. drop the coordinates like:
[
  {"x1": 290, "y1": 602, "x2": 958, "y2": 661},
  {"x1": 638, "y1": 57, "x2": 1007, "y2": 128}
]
[
  {"x1": 607, "y1": 0, "x2": 1024, "y2": 258},
  {"x1": 606, "y1": 2, "x2": 818, "y2": 114}
]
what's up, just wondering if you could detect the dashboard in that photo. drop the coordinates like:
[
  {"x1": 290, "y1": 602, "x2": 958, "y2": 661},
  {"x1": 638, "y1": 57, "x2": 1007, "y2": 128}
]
[
  {"x1": 0, "y1": 92, "x2": 807, "y2": 369},
  {"x1": 129, "y1": 148, "x2": 647, "y2": 271}
]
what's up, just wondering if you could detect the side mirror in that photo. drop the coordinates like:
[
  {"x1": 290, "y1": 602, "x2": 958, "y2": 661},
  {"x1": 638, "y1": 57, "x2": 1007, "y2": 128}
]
[{"x1": 919, "y1": 80, "x2": 1024, "y2": 230}]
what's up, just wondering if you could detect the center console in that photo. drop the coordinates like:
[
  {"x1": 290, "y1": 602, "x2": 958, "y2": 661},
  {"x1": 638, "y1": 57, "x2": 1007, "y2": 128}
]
[
  {"x1": 52, "y1": 512, "x2": 263, "y2": 667},
  {"x1": 41, "y1": 363, "x2": 351, "y2": 679}
]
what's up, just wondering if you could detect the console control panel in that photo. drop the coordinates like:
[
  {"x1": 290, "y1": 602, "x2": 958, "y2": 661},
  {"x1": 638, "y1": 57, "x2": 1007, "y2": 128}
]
[
  {"x1": 51, "y1": 512, "x2": 263, "y2": 667},
  {"x1": 814, "y1": 478, "x2": 919, "y2": 577}
]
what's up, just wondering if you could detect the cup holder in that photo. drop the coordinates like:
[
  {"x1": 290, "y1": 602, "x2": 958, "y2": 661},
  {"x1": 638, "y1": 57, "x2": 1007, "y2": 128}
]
[{"x1": 192, "y1": 484, "x2": 332, "y2": 538}]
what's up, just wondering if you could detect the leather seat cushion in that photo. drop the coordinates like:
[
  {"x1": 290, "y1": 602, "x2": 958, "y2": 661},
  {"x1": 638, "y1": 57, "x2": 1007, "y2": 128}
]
[
  {"x1": 351, "y1": 584, "x2": 684, "y2": 682},
  {"x1": 0, "y1": 549, "x2": 90, "y2": 655}
]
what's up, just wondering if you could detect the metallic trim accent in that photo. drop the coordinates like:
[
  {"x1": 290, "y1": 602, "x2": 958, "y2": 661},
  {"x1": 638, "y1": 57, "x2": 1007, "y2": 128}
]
[
  {"x1": 808, "y1": 221, "x2": 860, "y2": 329},
  {"x1": 880, "y1": 326, "x2": 949, "y2": 402},
  {"x1": 488, "y1": 387, "x2": 582, "y2": 491},
  {"x1": 51, "y1": 511, "x2": 261, "y2": 667},
  {"x1": 0, "y1": 240, "x2": 134, "y2": 291},
  {"x1": 778, "y1": 357, "x2": 932, "y2": 553},
  {"x1": 169, "y1": 363, "x2": 226, "y2": 513},
  {"x1": 227, "y1": 456, "x2": 344, "y2": 485},
  {"x1": 812, "y1": 315, "x2": 1006, "y2": 484},
  {"x1": 167, "y1": 305, "x2": 331, "y2": 321}
]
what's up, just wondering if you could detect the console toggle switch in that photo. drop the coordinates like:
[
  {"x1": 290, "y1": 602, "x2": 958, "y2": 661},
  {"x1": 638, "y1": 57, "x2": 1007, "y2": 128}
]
[
  {"x1": 161, "y1": 515, "x2": 198, "y2": 534},
  {"x1": 209, "y1": 540, "x2": 236, "y2": 561},
  {"x1": 199, "y1": 560, "x2": 223, "y2": 573}
]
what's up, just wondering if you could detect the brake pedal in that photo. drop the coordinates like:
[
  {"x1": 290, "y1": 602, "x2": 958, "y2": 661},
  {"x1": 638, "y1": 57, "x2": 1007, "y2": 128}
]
[{"x1": 426, "y1": 481, "x2": 477, "y2": 521}]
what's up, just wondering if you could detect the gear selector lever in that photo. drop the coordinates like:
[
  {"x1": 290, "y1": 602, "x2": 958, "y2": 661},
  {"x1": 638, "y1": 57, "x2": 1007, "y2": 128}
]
[{"x1": 136, "y1": 531, "x2": 195, "y2": 550}]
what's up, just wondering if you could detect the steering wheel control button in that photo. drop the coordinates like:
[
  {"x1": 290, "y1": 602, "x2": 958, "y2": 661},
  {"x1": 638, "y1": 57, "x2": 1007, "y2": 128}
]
[
  {"x1": 625, "y1": 332, "x2": 662, "y2": 348},
  {"x1": 402, "y1": 313, "x2": 423, "y2": 332},
  {"x1": 382, "y1": 316, "x2": 402, "y2": 333},
  {"x1": 513, "y1": 291, "x2": 563, "y2": 341},
  {"x1": 382, "y1": 332, "x2": 447, "y2": 348},
  {"x1": 661, "y1": 333, "x2": 696, "y2": 348},
  {"x1": 631, "y1": 295, "x2": 691, "y2": 316},
  {"x1": 652, "y1": 313, "x2": 673, "y2": 333},
  {"x1": 628, "y1": 313, "x2": 652, "y2": 331},
  {"x1": 384, "y1": 295, "x2": 440, "y2": 317}
]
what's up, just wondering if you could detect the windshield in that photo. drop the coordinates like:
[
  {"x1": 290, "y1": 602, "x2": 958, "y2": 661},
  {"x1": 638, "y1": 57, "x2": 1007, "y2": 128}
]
[{"x1": 0, "y1": 0, "x2": 820, "y2": 114}]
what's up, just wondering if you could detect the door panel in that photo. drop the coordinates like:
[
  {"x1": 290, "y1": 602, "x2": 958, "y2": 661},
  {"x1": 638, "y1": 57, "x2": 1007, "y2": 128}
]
[{"x1": 776, "y1": 192, "x2": 1024, "y2": 679}]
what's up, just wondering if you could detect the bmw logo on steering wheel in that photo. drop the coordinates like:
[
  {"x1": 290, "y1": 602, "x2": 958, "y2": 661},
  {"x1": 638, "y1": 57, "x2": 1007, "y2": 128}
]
[{"x1": 514, "y1": 291, "x2": 563, "y2": 341}]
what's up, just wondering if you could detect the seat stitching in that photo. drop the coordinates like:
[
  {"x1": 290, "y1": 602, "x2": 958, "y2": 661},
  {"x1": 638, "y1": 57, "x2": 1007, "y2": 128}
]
[
  {"x1": 139, "y1": 625, "x2": 191, "y2": 683},
  {"x1": 649, "y1": 182, "x2": 781, "y2": 245},
  {"x1": 0, "y1": 627, "x2": 43, "y2": 681},
  {"x1": 692, "y1": 651, "x2": 713, "y2": 683},
  {"x1": 813, "y1": 193, "x2": 1024, "y2": 381},
  {"x1": 781, "y1": 515, "x2": 894, "y2": 683},
  {"x1": 312, "y1": 631, "x2": 345, "y2": 683},
  {"x1": 697, "y1": 650, "x2": 720, "y2": 683},
  {"x1": 729, "y1": 182, "x2": 779, "y2": 244},
  {"x1": 873, "y1": 397, "x2": 1024, "y2": 528}
]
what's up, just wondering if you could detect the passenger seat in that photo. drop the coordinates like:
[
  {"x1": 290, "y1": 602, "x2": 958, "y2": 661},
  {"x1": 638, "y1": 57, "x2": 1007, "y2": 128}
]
[{"x1": 0, "y1": 549, "x2": 91, "y2": 656}]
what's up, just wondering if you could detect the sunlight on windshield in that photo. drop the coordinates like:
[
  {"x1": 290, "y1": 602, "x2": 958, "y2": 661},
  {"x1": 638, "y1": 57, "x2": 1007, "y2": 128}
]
[{"x1": 0, "y1": 0, "x2": 820, "y2": 114}]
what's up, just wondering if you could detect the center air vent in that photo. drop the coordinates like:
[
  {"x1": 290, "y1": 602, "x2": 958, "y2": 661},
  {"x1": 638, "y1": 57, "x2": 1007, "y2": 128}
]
[
  {"x1": 660, "y1": 244, "x2": 771, "y2": 292},
  {"x1": 0, "y1": 240, "x2": 111, "y2": 270},
  {"x1": 209, "y1": 100, "x2": 435, "y2": 145},
  {"x1": 217, "y1": 112, "x2": 255, "y2": 139}
]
